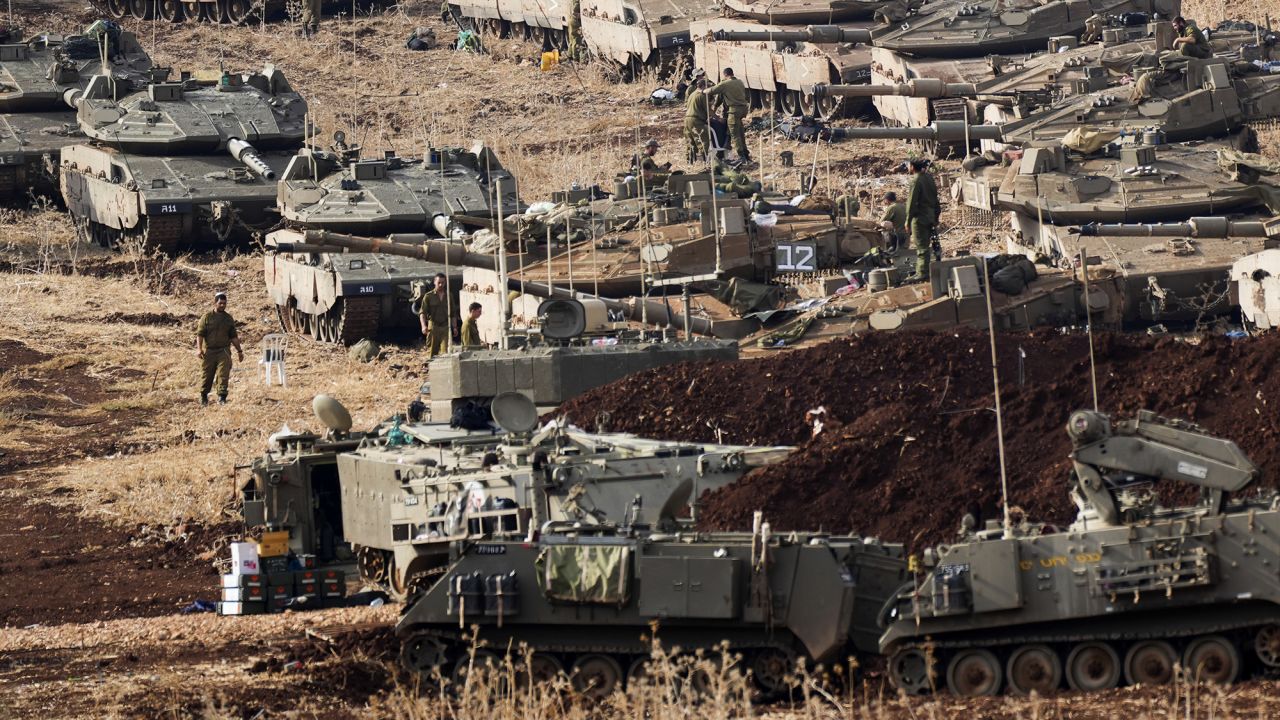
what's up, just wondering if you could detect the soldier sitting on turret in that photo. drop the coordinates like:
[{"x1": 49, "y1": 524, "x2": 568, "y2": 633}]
[
  {"x1": 632, "y1": 138, "x2": 672, "y2": 186},
  {"x1": 1172, "y1": 16, "x2": 1213, "y2": 59}
]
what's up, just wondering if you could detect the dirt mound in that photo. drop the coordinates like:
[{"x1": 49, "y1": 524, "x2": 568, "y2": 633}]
[{"x1": 559, "y1": 330, "x2": 1280, "y2": 548}]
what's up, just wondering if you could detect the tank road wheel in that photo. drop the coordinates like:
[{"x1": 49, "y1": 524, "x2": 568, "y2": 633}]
[
  {"x1": 157, "y1": 0, "x2": 182, "y2": 20},
  {"x1": 545, "y1": 28, "x2": 568, "y2": 52},
  {"x1": 483, "y1": 18, "x2": 511, "y2": 38},
  {"x1": 780, "y1": 90, "x2": 803, "y2": 117},
  {"x1": 225, "y1": 0, "x2": 256, "y2": 23},
  {"x1": 516, "y1": 22, "x2": 533, "y2": 41},
  {"x1": 749, "y1": 648, "x2": 797, "y2": 696},
  {"x1": 203, "y1": 0, "x2": 224, "y2": 21},
  {"x1": 453, "y1": 648, "x2": 503, "y2": 687},
  {"x1": 1066, "y1": 642, "x2": 1121, "y2": 691},
  {"x1": 626, "y1": 657, "x2": 653, "y2": 687},
  {"x1": 1006, "y1": 644, "x2": 1062, "y2": 696},
  {"x1": 1254, "y1": 625, "x2": 1280, "y2": 668},
  {"x1": 355, "y1": 546, "x2": 388, "y2": 584},
  {"x1": 127, "y1": 0, "x2": 155, "y2": 19},
  {"x1": 180, "y1": 0, "x2": 202, "y2": 20},
  {"x1": 400, "y1": 632, "x2": 450, "y2": 678},
  {"x1": 1124, "y1": 641, "x2": 1177, "y2": 686},
  {"x1": 1183, "y1": 636, "x2": 1240, "y2": 684},
  {"x1": 946, "y1": 649, "x2": 1002, "y2": 697},
  {"x1": 798, "y1": 91, "x2": 818, "y2": 117},
  {"x1": 571, "y1": 654, "x2": 623, "y2": 698},
  {"x1": 888, "y1": 647, "x2": 934, "y2": 695},
  {"x1": 517, "y1": 653, "x2": 565, "y2": 687},
  {"x1": 756, "y1": 90, "x2": 777, "y2": 113},
  {"x1": 814, "y1": 91, "x2": 844, "y2": 119},
  {"x1": 105, "y1": 0, "x2": 130, "y2": 18}
]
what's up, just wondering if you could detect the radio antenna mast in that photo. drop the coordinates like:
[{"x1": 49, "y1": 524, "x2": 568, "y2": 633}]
[{"x1": 983, "y1": 258, "x2": 1012, "y2": 538}]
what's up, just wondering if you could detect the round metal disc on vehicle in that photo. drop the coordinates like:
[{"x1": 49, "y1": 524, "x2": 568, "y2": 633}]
[
  {"x1": 1255, "y1": 625, "x2": 1280, "y2": 667},
  {"x1": 888, "y1": 647, "x2": 933, "y2": 695},
  {"x1": 491, "y1": 391, "x2": 538, "y2": 433},
  {"x1": 1138, "y1": 98, "x2": 1173, "y2": 117},
  {"x1": 1065, "y1": 642, "x2": 1120, "y2": 691},
  {"x1": 1183, "y1": 636, "x2": 1240, "y2": 684},
  {"x1": 1006, "y1": 644, "x2": 1062, "y2": 695},
  {"x1": 869, "y1": 309, "x2": 906, "y2": 331},
  {"x1": 640, "y1": 243, "x2": 672, "y2": 263},
  {"x1": 1073, "y1": 175, "x2": 1112, "y2": 196},
  {"x1": 571, "y1": 654, "x2": 623, "y2": 698},
  {"x1": 999, "y1": 10, "x2": 1030, "y2": 25},
  {"x1": 1123, "y1": 640, "x2": 1177, "y2": 686},
  {"x1": 947, "y1": 649, "x2": 1002, "y2": 696},
  {"x1": 312, "y1": 393, "x2": 353, "y2": 432},
  {"x1": 89, "y1": 107, "x2": 124, "y2": 125}
]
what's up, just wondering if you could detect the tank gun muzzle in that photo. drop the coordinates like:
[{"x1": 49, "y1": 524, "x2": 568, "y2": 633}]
[
  {"x1": 814, "y1": 80, "x2": 979, "y2": 99},
  {"x1": 228, "y1": 137, "x2": 276, "y2": 180},
  {"x1": 711, "y1": 25, "x2": 872, "y2": 44},
  {"x1": 836, "y1": 120, "x2": 1003, "y2": 142}
]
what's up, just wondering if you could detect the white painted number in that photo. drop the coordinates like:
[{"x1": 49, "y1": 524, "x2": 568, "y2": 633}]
[
  {"x1": 159, "y1": 204, "x2": 178, "y2": 214},
  {"x1": 358, "y1": 285, "x2": 375, "y2": 294},
  {"x1": 776, "y1": 243, "x2": 817, "y2": 272}
]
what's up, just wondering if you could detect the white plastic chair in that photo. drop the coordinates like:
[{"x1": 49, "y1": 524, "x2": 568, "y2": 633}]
[{"x1": 260, "y1": 333, "x2": 287, "y2": 387}]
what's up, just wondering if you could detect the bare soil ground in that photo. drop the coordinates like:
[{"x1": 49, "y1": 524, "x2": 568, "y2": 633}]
[{"x1": 3, "y1": 0, "x2": 1280, "y2": 716}]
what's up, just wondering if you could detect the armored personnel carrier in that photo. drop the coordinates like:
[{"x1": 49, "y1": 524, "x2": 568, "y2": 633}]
[
  {"x1": 0, "y1": 22, "x2": 153, "y2": 200},
  {"x1": 446, "y1": 0, "x2": 708, "y2": 79},
  {"x1": 396, "y1": 524, "x2": 907, "y2": 691},
  {"x1": 881, "y1": 409, "x2": 1276, "y2": 696},
  {"x1": 59, "y1": 65, "x2": 306, "y2": 253}
]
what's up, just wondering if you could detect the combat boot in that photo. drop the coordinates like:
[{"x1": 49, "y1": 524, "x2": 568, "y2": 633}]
[
  {"x1": 200, "y1": 394, "x2": 208, "y2": 406},
  {"x1": 218, "y1": 394, "x2": 227, "y2": 405}
]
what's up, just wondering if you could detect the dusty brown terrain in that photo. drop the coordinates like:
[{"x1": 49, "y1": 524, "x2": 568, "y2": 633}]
[{"x1": 3, "y1": 0, "x2": 1280, "y2": 717}]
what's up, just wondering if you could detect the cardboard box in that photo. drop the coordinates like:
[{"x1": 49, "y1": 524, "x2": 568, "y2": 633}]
[
  {"x1": 221, "y1": 573, "x2": 263, "y2": 589},
  {"x1": 256, "y1": 530, "x2": 290, "y2": 558},
  {"x1": 222, "y1": 586, "x2": 265, "y2": 602},
  {"x1": 230, "y1": 542, "x2": 260, "y2": 575},
  {"x1": 218, "y1": 600, "x2": 265, "y2": 616}
]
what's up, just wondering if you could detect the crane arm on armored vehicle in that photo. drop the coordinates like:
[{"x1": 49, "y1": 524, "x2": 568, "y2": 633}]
[{"x1": 1066, "y1": 410, "x2": 1259, "y2": 526}]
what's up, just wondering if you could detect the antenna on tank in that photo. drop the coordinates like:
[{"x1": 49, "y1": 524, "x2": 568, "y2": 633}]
[
  {"x1": 982, "y1": 258, "x2": 1012, "y2": 539},
  {"x1": 1080, "y1": 246, "x2": 1099, "y2": 411}
]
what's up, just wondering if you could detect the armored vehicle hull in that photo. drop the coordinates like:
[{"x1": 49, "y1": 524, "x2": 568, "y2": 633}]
[
  {"x1": 396, "y1": 528, "x2": 907, "y2": 692},
  {"x1": 60, "y1": 144, "x2": 289, "y2": 252},
  {"x1": 881, "y1": 410, "x2": 1276, "y2": 696},
  {"x1": 0, "y1": 110, "x2": 82, "y2": 201},
  {"x1": 0, "y1": 26, "x2": 152, "y2": 112},
  {"x1": 721, "y1": 0, "x2": 893, "y2": 23},
  {"x1": 86, "y1": 0, "x2": 339, "y2": 25}
]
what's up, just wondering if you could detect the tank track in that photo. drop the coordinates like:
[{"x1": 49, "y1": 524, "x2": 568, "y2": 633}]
[
  {"x1": 280, "y1": 296, "x2": 381, "y2": 344},
  {"x1": 887, "y1": 603, "x2": 1280, "y2": 696},
  {"x1": 88, "y1": 0, "x2": 265, "y2": 24},
  {"x1": 0, "y1": 167, "x2": 16, "y2": 201},
  {"x1": 136, "y1": 215, "x2": 185, "y2": 256}
]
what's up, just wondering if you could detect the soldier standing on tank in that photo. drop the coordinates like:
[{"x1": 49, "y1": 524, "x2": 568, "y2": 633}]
[
  {"x1": 684, "y1": 75, "x2": 711, "y2": 163},
  {"x1": 707, "y1": 68, "x2": 752, "y2": 165},
  {"x1": 301, "y1": 0, "x2": 321, "y2": 36},
  {"x1": 1172, "y1": 17, "x2": 1212, "y2": 58},
  {"x1": 196, "y1": 291, "x2": 244, "y2": 406},
  {"x1": 419, "y1": 273, "x2": 452, "y2": 358},
  {"x1": 460, "y1": 302, "x2": 483, "y2": 348},
  {"x1": 904, "y1": 159, "x2": 939, "y2": 282}
]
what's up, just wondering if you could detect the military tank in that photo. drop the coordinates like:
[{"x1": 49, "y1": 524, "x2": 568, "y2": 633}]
[
  {"x1": 881, "y1": 409, "x2": 1279, "y2": 696},
  {"x1": 86, "y1": 0, "x2": 287, "y2": 24},
  {"x1": 395, "y1": 524, "x2": 907, "y2": 692},
  {"x1": 0, "y1": 21, "x2": 153, "y2": 200},
  {"x1": 445, "y1": 0, "x2": 708, "y2": 79},
  {"x1": 59, "y1": 65, "x2": 307, "y2": 253}
]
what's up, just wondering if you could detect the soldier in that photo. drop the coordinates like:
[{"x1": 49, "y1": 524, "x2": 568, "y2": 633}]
[
  {"x1": 880, "y1": 190, "x2": 907, "y2": 249},
  {"x1": 567, "y1": 0, "x2": 586, "y2": 61},
  {"x1": 684, "y1": 76, "x2": 711, "y2": 163},
  {"x1": 1172, "y1": 16, "x2": 1212, "y2": 59},
  {"x1": 300, "y1": 0, "x2": 321, "y2": 36},
  {"x1": 460, "y1": 302, "x2": 483, "y2": 348},
  {"x1": 195, "y1": 291, "x2": 244, "y2": 406},
  {"x1": 634, "y1": 138, "x2": 671, "y2": 185},
  {"x1": 904, "y1": 160, "x2": 939, "y2": 281},
  {"x1": 707, "y1": 67, "x2": 751, "y2": 164},
  {"x1": 418, "y1": 273, "x2": 452, "y2": 358}
]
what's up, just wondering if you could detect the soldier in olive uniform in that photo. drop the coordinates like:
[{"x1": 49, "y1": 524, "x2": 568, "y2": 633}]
[
  {"x1": 707, "y1": 67, "x2": 751, "y2": 163},
  {"x1": 301, "y1": 0, "x2": 321, "y2": 35},
  {"x1": 1172, "y1": 17, "x2": 1212, "y2": 59},
  {"x1": 904, "y1": 159, "x2": 940, "y2": 281},
  {"x1": 419, "y1": 273, "x2": 453, "y2": 358},
  {"x1": 880, "y1": 190, "x2": 907, "y2": 250},
  {"x1": 684, "y1": 76, "x2": 711, "y2": 163},
  {"x1": 634, "y1": 139, "x2": 671, "y2": 185},
  {"x1": 460, "y1": 302, "x2": 483, "y2": 348},
  {"x1": 196, "y1": 291, "x2": 244, "y2": 406}
]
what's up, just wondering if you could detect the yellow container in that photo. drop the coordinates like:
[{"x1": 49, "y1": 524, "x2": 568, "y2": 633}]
[{"x1": 256, "y1": 530, "x2": 290, "y2": 558}]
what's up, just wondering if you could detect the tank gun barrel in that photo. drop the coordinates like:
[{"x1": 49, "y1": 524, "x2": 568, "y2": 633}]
[
  {"x1": 270, "y1": 229, "x2": 718, "y2": 335},
  {"x1": 1075, "y1": 217, "x2": 1272, "y2": 238},
  {"x1": 711, "y1": 25, "x2": 872, "y2": 44},
  {"x1": 228, "y1": 137, "x2": 276, "y2": 180},
  {"x1": 837, "y1": 120, "x2": 1003, "y2": 141},
  {"x1": 815, "y1": 80, "x2": 979, "y2": 99}
]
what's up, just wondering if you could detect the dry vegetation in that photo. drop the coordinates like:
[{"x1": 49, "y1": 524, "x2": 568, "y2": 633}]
[{"x1": 4, "y1": 0, "x2": 1280, "y2": 717}]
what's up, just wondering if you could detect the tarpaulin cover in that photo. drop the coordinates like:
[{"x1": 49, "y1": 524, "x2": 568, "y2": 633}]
[
  {"x1": 537, "y1": 544, "x2": 631, "y2": 604},
  {"x1": 1061, "y1": 127, "x2": 1122, "y2": 154}
]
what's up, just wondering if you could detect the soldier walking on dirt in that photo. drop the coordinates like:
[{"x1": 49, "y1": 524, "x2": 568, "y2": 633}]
[
  {"x1": 301, "y1": 0, "x2": 321, "y2": 36},
  {"x1": 684, "y1": 75, "x2": 711, "y2": 163},
  {"x1": 904, "y1": 159, "x2": 939, "y2": 282},
  {"x1": 196, "y1": 291, "x2": 244, "y2": 406},
  {"x1": 419, "y1": 273, "x2": 453, "y2": 358},
  {"x1": 707, "y1": 68, "x2": 752, "y2": 164}
]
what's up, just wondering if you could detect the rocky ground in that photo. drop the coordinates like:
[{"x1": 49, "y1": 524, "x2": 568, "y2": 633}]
[{"x1": 4, "y1": 0, "x2": 1280, "y2": 717}]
